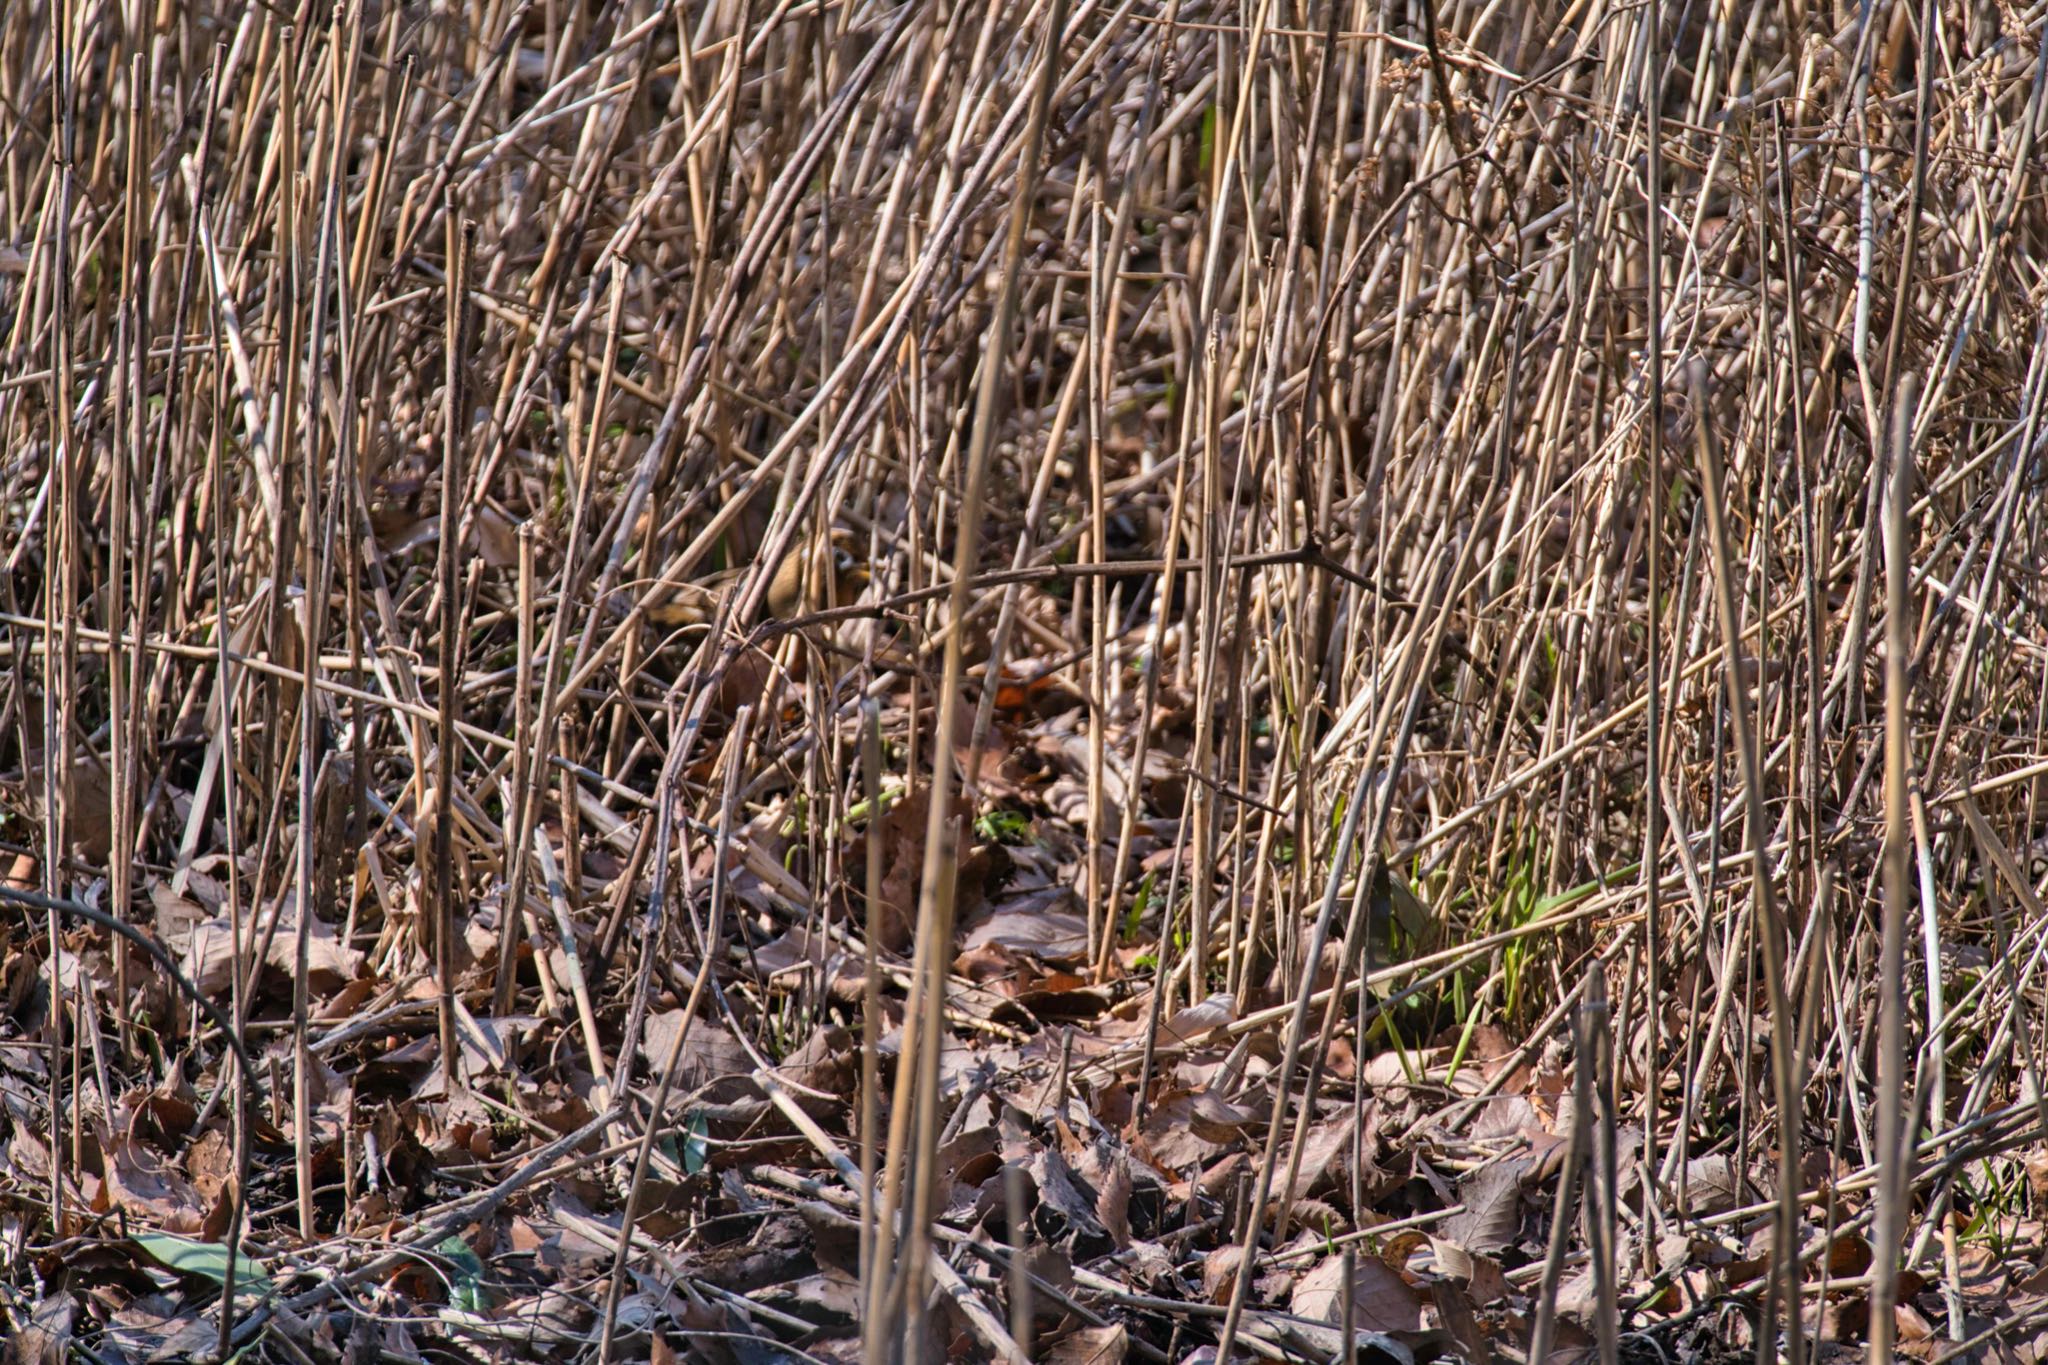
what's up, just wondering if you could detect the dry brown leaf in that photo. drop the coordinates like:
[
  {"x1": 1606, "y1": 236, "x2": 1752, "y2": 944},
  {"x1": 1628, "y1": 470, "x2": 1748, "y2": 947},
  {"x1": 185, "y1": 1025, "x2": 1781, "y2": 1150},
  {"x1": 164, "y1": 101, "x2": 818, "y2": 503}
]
[
  {"x1": 1031, "y1": 1143, "x2": 1106, "y2": 1240},
  {"x1": 177, "y1": 898, "x2": 363, "y2": 998},
  {"x1": 1159, "y1": 992, "x2": 1237, "y2": 1043},
  {"x1": 4, "y1": 1294, "x2": 72, "y2": 1365},
  {"x1": 103, "y1": 1293, "x2": 218, "y2": 1365},
  {"x1": 1443, "y1": 1158, "x2": 1526, "y2": 1256},
  {"x1": 1095, "y1": 1151, "x2": 1133, "y2": 1249},
  {"x1": 1135, "y1": 1088, "x2": 1258, "y2": 1168},
  {"x1": 104, "y1": 1133, "x2": 209, "y2": 1233},
  {"x1": 1289, "y1": 1252, "x2": 1424, "y2": 1333},
  {"x1": 1042, "y1": 1324, "x2": 1129, "y2": 1365},
  {"x1": 638, "y1": 1015, "x2": 753, "y2": 1096},
  {"x1": 961, "y1": 897, "x2": 1090, "y2": 963},
  {"x1": 1669, "y1": 1152, "x2": 1745, "y2": 1215}
]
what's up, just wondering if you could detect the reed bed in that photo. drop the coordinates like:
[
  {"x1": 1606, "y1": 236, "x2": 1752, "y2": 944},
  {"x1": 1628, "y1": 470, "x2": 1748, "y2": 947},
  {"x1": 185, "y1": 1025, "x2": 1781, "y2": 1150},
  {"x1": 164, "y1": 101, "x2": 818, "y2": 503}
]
[{"x1": 4, "y1": 0, "x2": 2048, "y2": 1361}]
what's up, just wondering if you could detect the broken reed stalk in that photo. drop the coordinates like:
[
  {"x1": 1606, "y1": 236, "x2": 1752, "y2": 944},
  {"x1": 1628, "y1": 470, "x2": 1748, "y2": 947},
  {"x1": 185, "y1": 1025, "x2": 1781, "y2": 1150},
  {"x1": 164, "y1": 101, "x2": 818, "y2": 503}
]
[
  {"x1": 1528, "y1": 988, "x2": 1592, "y2": 1365},
  {"x1": 1636, "y1": 0, "x2": 1666, "y2": 1256},
  {"x1": 1690, "y1": 360, "x2": 1804, "y2": 1365},
  {"x1": 40, "y1": 0, "x2": 79, "y2": 1240},
  {"x1": 1213, "y1": 754, "x2": 1379, "y2": 1363},
  {"x1": 858, "y1": 700, "x2": 884, "y2": 1364},
  {"x1": 497, "y1": 522, "x2": 538, "y2": 1015},
  {"x1": 596, "y1": 705, "x2": 753, "y2": 1365},
  {"x1": 282, "y1": 18, "x2": 325, "y2": 1244},
  {"x1": 1589, "y1": 969, "x2": 1618, "y2": 1365},
  {"x1": 890, "y1": 2, "x2": 1068, "y2": 1356},
  {"x1": 1872, "y1": 373, "x2": 1919, "y2": 1365}
]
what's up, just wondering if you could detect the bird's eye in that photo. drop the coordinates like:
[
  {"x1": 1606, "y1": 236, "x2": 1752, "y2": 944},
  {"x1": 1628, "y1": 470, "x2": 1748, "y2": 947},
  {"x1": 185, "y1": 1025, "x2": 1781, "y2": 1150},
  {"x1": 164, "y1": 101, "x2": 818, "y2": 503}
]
[{"x1": 833, "y1": 547, "x2": 855, "y2": 571}]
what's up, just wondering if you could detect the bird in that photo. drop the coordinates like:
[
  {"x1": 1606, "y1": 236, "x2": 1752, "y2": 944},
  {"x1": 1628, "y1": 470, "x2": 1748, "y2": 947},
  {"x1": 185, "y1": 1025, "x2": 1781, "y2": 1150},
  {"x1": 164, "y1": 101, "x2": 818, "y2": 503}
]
[
  {"x1": 764, "y1": 531, "x2": 870, "y2": 623},
  {"x1": 643, "y1": 530, "x2": 881, "y2": 721},
  {"x1": 645, "y1": 529, "x2": 870, "y2": 630}
]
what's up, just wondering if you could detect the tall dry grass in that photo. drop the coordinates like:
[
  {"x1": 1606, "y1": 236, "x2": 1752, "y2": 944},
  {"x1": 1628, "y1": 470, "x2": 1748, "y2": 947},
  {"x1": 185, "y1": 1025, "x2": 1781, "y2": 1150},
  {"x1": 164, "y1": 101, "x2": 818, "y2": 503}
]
[{"x1": 4, "y1": 0, "x2": 2048, "y2": 1358}]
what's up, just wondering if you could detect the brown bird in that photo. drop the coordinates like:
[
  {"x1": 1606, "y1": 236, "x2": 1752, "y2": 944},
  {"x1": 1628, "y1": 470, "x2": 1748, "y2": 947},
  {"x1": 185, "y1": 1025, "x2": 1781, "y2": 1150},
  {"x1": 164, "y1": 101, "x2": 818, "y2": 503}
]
[
  {"x1": 764, "y1": 531, "x2": 870, "y2": 622},
  {"x1": 645, "y1": 530, "x2": 869, "y2": 630}
]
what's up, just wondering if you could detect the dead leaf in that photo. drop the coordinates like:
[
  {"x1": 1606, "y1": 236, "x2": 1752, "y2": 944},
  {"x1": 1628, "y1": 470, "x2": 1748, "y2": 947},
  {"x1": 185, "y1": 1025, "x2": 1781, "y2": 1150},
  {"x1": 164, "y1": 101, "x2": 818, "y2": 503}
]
[
  {"x1": 1032, "y1": 1143, "x2": 1106, "y2": 1241},
  {"x1": 1443, "y1": 1158, "x2": 1526, "y2": 1256},
  {"x1": 1135, "y1": 1088, "x2": 1259, "y2": 1168},
  {"x1": 1159, "y1": 992, "x2": 1237, "y2": 1043},
  {"x1": 1289, "y1": 1252, "x2": 1424, "y2": 1333},
  {"x1": 5, "y1": 1294, "x2": 73, "y2": 1365},
  {"x1": 1095, "y1": 1152, "x2": 1133, "y2": 1249},
  {"x1": 105, "y1": 1132, "x2": 210, "y2": 1232},
  {"x1": 1669, "y1": 1152, "x2": 1745, "y2": 1215},
  {"x1": 1042, "y1": 1324, "x2": 1129, "y2": 1365},
  {"x1": 961, "y1": 898, "x2": 1090, "y2": 963},
  {"x1": 104, "y1": 1292, "x2": 220, "y2": 1365},
  {"x1": 638, "y1": 1016, "x2": 753, "y2": 1100},
  {"x1": 177, "y1": 896, "x2": 363, "y2": 998}
]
